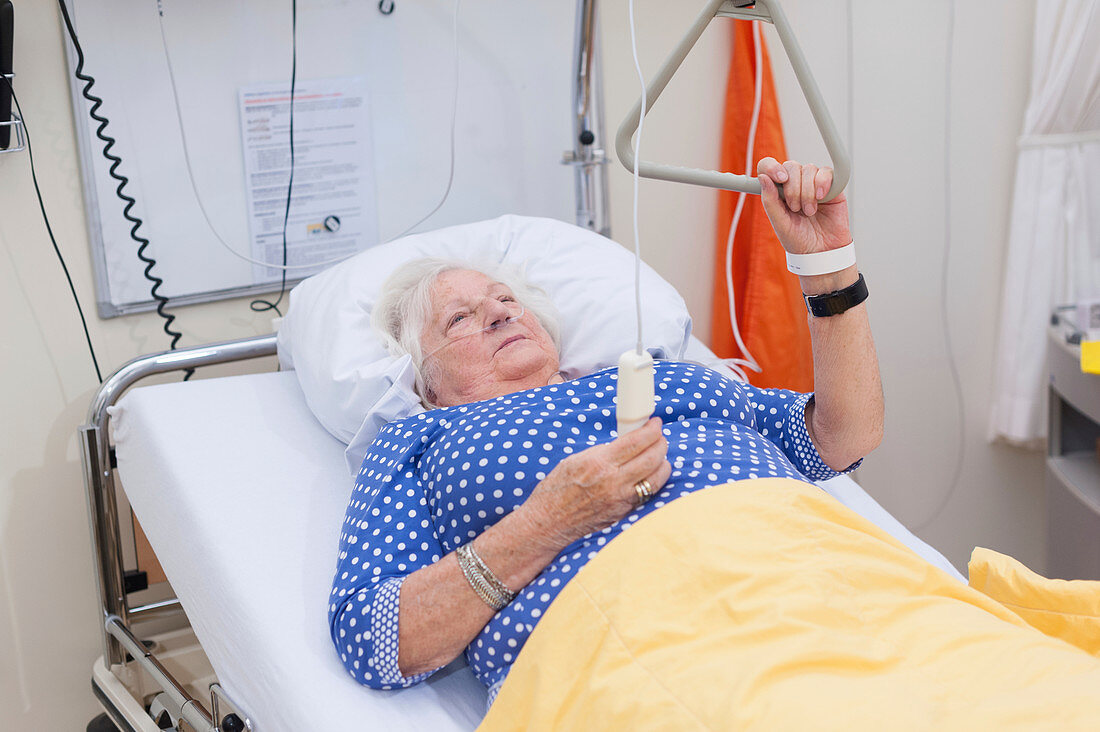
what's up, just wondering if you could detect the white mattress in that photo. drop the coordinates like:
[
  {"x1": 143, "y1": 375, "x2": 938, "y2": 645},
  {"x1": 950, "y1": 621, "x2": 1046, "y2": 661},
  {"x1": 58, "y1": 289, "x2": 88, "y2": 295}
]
[
  {"x1": 112, "y1": 372, "x2": 486, "y2": 732},
  {"x1": 112, "y1": 369, "x2": 963, "y2": 731}
]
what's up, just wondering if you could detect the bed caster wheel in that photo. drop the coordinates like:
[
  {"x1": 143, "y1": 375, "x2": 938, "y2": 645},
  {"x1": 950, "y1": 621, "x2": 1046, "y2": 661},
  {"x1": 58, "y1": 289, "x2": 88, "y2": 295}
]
[
  {"x1": 220, "y1": 713, "x2": 247, "y2": 732},
  {"x1": 86, "y1": 713, "x2": 120, "y2": 732},
  {"x1": 148, "y1": 694, "x2": 175, "y2": 729}
]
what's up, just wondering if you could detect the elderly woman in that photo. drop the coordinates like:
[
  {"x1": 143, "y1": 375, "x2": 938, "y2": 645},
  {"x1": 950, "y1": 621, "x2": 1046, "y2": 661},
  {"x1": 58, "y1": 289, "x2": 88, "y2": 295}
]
[{"x1": 328, "y1": 159, "x2": 884, "y2": 704}]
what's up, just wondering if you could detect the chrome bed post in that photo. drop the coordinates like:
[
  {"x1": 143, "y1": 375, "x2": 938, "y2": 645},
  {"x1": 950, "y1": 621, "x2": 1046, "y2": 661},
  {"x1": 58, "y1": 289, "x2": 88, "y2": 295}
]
[
  {"x1": 80, "y1": 422, "x2": 128, "y2": 666},
  {"x1": 566, "y1": 0, "x2": 610, "y2": 237}
]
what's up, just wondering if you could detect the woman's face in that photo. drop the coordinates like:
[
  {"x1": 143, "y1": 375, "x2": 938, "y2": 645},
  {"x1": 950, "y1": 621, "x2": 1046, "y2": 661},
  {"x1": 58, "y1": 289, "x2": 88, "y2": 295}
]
[{"x1": 420, "y1": 269, "x2": 561, "y2": 407}]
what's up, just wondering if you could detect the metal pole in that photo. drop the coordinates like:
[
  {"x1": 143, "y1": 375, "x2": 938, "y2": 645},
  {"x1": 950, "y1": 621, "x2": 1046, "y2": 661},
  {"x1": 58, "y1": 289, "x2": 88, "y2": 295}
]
[
  {"x1": 567, "y1": 0, "x2": 610, "y2": 236},
  {"x1": 106, "y1": 616, "x2": 215, "y2": 731},
  {"x1": 81, "y1": 424, "x2": 128, "y2": 666}
]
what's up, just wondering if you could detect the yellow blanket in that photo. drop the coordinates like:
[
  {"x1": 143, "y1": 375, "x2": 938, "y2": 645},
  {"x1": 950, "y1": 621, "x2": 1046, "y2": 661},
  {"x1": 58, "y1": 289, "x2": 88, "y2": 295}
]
[{"x1": 481, "y1": 479, "x2": 1100, "y2": 730}]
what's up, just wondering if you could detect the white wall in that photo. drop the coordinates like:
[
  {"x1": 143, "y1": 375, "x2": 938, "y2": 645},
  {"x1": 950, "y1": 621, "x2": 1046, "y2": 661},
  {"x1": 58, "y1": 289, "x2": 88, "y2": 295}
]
[{"x1": 762, "y1": 0, "x2": 1044, "y2": 572}]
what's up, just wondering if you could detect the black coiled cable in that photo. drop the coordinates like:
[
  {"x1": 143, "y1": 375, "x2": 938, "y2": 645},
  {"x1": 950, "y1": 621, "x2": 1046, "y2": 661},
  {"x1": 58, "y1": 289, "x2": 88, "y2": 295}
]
[{"x1": 55, "y1": 0, "x2": 193, "y2": 378}]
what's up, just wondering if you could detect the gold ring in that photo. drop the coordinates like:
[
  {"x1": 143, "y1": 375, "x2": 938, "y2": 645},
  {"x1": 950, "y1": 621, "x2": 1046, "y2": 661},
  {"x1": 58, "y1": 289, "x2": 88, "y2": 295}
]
[{"x1": 634, "y1": 479, "x2": 654, "y2": 506}]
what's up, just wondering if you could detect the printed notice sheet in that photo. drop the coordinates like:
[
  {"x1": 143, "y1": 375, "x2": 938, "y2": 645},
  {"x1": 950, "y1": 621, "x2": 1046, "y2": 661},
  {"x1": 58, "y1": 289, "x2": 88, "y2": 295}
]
[{"x1": 239, "y1": 77, "x2": 378, "y2": 282}]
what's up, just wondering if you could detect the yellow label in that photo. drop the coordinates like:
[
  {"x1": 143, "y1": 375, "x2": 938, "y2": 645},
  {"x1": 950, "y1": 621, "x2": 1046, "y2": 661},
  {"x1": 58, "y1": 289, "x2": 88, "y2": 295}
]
[{"x1": 1082, "y1": 340, "x2": 1100, "y2": 374}]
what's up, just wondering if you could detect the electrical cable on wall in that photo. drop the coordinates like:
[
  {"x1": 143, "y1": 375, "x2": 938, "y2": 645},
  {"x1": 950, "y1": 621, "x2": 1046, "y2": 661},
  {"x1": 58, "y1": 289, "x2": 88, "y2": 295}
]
[
  {"x1": 915, "y1": 0, "x2": 965, "y2": 531},
  {"x1": 154, "y1": 0, "x2": 461, "y2": 298},
  {"x1": 1, "y1": 75, "x2": 102, "y2": 384},
  {"x1": 248, "y1": 0, "x2": 299, "y2": 317},
  {"x1": 156, "y1": 0, "x2": 338, "y2": 273},
  {"x1": 720, "y1": 20, "x2": 766, "y2": 384},
  {"x1": 388, "y1": 0, "x2": 462, "y2": 241},
  {"x1": 55, "y1": 0, "x2": 192, "y2": 378},
  {"x1": 845, "y1": 0, "x2": 856, "y2": 232}
]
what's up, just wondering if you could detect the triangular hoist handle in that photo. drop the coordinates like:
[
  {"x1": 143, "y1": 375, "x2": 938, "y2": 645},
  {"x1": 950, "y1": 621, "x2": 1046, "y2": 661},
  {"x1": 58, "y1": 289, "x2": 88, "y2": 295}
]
[{"x1": 615, "y1": 0, "x2": 850, "y2": 201}]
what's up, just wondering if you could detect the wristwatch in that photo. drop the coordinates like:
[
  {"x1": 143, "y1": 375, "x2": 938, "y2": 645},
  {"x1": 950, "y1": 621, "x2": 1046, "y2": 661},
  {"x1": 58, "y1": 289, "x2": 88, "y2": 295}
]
[{"x1": 804, "y1": 273, "x2": 868, "y2": 317}]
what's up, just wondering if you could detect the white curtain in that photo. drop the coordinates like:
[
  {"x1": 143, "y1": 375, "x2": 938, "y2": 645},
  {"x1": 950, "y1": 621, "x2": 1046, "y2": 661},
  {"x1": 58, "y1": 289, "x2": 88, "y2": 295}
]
[{"x1": 989, "y1": 0, "x2": 1100, "y2": 446}]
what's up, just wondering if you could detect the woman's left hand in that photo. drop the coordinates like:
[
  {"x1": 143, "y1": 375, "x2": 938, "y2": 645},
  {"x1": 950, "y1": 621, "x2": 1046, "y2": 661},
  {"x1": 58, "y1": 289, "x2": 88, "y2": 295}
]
[{"x1": 756, "y1": 158, "x2": 851, "y2": 256}]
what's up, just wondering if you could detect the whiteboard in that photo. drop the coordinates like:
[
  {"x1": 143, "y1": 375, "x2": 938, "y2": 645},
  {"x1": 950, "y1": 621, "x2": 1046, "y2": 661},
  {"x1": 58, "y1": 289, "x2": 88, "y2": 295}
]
[{"x1": 64, "y1": 0, "x2": 576, "y2": 316}]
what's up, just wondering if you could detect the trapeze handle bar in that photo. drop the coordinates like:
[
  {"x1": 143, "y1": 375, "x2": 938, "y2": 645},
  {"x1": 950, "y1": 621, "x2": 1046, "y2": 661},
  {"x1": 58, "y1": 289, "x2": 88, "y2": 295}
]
[{"x1": 615, "y1": 0, "x2": 850, "y2": 201}]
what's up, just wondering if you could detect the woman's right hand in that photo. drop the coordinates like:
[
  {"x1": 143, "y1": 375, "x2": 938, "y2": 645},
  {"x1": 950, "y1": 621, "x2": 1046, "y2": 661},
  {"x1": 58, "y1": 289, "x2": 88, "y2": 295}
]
[
  {"x1": 395, "y1": 418, "x2": 668, "y2": 676},
  {"x1": 517, "y1": 417, "x2": 671, "y2": 552}
]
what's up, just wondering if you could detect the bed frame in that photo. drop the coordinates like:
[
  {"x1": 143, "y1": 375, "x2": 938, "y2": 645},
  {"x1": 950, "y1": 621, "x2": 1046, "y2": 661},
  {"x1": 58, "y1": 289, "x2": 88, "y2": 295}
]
[{"x1": 81, "y1": 335, "x2": 276, "y2": 732}]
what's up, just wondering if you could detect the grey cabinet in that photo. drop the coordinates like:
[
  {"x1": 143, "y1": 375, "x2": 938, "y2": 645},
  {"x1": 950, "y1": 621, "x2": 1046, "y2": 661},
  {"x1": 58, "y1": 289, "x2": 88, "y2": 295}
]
[{"x1": 1047, "y1": 328, "x2": 1100, "y2": 580}]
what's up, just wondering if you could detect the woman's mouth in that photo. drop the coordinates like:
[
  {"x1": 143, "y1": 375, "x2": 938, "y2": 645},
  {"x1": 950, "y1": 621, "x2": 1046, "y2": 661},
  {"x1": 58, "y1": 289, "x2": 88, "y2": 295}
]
[{"x1": 496, "y1": 335, "x2": 526, "y2": 353}]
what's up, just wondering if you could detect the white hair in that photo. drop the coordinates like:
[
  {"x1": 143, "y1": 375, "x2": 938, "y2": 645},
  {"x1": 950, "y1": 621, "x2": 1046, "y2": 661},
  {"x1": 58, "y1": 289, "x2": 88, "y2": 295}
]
[{"x1": 372, "y1": 258, "x2": 562, "y2": 406}]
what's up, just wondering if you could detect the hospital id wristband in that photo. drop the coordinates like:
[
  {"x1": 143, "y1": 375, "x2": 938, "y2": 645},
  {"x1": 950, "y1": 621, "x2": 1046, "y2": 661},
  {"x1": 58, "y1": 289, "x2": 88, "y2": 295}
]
[{"x1": 785, "y1": 242, "x2": 856, "y2": 276}]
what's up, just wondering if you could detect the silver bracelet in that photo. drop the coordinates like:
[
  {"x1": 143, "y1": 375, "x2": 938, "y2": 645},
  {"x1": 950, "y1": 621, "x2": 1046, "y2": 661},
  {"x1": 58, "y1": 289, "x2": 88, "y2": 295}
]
[{"x1": 455, "y1": 542, "x2": 515, "y2": 611}]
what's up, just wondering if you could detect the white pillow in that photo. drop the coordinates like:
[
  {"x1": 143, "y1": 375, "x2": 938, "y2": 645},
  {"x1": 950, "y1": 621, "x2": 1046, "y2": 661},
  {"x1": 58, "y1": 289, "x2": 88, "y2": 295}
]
[{"x1": 276, "y1": 214, "x2": 693, "y2": 475}]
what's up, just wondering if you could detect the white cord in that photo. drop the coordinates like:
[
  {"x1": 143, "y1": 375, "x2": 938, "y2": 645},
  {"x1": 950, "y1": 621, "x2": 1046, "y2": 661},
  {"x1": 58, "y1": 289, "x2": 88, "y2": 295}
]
[
  {"x1": 389, "y1": 0, "x2": 461, "y2": 240},
  {"x1": 156, "y1": 1, "x2": 340, "y2": 271},
  {"x1": 155, "y1": 0, "x2": 461, "y2": 272},
  {"x1": 719, "y1": 20, "x2": 765, "y2": 383},
  {"x1": 627, "y1": 0, "x2": 646, "y2": 356},
  {"x1": 915, "y1": 0, "x2": 965, "y2": 531},
  {"x1": 845, "y1": 0, "x2": 856, "y2": 231}
]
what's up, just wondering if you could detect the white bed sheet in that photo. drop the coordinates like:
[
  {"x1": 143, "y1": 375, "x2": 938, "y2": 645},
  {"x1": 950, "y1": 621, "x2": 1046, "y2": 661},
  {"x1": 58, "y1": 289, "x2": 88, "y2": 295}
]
[
  {"x1": 112, "y1": 367, "x2": 962, "y2": 731},
  {"x1": 113, "y1": 372, "x2": 486, "y2": 732}
]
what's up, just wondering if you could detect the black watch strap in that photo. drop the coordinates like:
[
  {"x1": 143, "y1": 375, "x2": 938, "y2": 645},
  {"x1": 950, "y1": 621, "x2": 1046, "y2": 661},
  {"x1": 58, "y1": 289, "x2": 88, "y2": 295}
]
[{"x1": 804, "y1": 273, "x2": 868, "y2": 317}]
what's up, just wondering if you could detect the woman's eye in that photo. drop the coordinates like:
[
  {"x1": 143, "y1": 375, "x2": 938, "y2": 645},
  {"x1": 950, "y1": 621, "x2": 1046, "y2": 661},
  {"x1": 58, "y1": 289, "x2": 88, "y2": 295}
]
[{"x1": 444, "y1": 310, "x2": 466, "y2": 330}]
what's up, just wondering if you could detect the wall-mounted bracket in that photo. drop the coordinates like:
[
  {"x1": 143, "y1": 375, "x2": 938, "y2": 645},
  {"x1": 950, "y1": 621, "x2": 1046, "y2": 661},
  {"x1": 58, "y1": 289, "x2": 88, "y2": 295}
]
[
  {"x1": 0, "y1": 73, "x2": 26, "y2": 155},
  {"x1": 615, "y1": 0, "x2": 849, "y2": 201}
]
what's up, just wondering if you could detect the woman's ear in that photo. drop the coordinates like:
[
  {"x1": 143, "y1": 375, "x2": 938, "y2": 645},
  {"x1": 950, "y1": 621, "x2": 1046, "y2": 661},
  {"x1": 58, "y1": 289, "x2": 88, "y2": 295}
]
[
  {"x1": 418, "y1": 359, "x2": 440, "y2": 408},
  {"x1": 421, "y1": 378, "x2": 439, "y2": 408}
]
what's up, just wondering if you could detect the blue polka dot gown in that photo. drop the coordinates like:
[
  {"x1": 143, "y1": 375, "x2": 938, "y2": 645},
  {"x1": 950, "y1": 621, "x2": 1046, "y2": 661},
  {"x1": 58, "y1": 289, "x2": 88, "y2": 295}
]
[{"x1": 329, "y1": 361, "x2": 858, "y2": 704}]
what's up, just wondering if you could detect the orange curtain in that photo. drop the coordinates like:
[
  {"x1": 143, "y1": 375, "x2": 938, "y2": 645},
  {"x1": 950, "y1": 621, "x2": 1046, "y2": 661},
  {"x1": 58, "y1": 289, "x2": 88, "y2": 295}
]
[{"x1": 709, "y1": 22, "x2": 813, "y2": 392}]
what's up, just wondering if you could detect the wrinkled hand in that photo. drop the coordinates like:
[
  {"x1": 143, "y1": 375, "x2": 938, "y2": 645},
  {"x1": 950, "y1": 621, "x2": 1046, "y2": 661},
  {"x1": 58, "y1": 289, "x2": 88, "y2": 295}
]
[
  {"x1": 519, "y1": 418, "x2": 671, "y2": 551},
  {"x1": 757, "y1": 157, "x2": 851, "y2": 256}
]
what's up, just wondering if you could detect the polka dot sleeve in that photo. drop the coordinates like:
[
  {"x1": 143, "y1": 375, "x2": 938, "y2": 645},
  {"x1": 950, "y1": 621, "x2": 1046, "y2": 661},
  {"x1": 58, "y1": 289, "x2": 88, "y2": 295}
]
[
  {"x1": 366, "y1": 577, "x2": 438, "y2": 686},
  {"x1": 742, "y1": 386, "x2": 862, "y2": 480},
  {"x1": 328, "y1": 417, "x2": 446, "y2": 689}
]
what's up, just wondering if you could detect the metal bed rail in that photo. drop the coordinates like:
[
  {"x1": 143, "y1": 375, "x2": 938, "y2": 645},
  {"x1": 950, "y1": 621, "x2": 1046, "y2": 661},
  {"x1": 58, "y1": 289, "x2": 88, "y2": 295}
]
[
  {"x1": 106, "y1": 616, "x2": 217, "y2": 731},
  {"x1": 80, "y1": 335, "x2": 275, "y2": 731}
]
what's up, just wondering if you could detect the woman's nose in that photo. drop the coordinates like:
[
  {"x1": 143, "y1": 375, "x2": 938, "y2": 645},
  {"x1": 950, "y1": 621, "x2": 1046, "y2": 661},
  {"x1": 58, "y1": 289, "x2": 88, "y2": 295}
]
[{"x1": 483, "y1": 299, "x2": 513, "y2": 328}]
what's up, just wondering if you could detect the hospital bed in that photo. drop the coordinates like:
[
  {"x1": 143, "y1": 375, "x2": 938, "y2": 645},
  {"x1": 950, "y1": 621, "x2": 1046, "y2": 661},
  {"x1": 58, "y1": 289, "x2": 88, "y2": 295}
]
[{"x1": 80, "y1": 233, "x2": 961, "y2": 730}]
